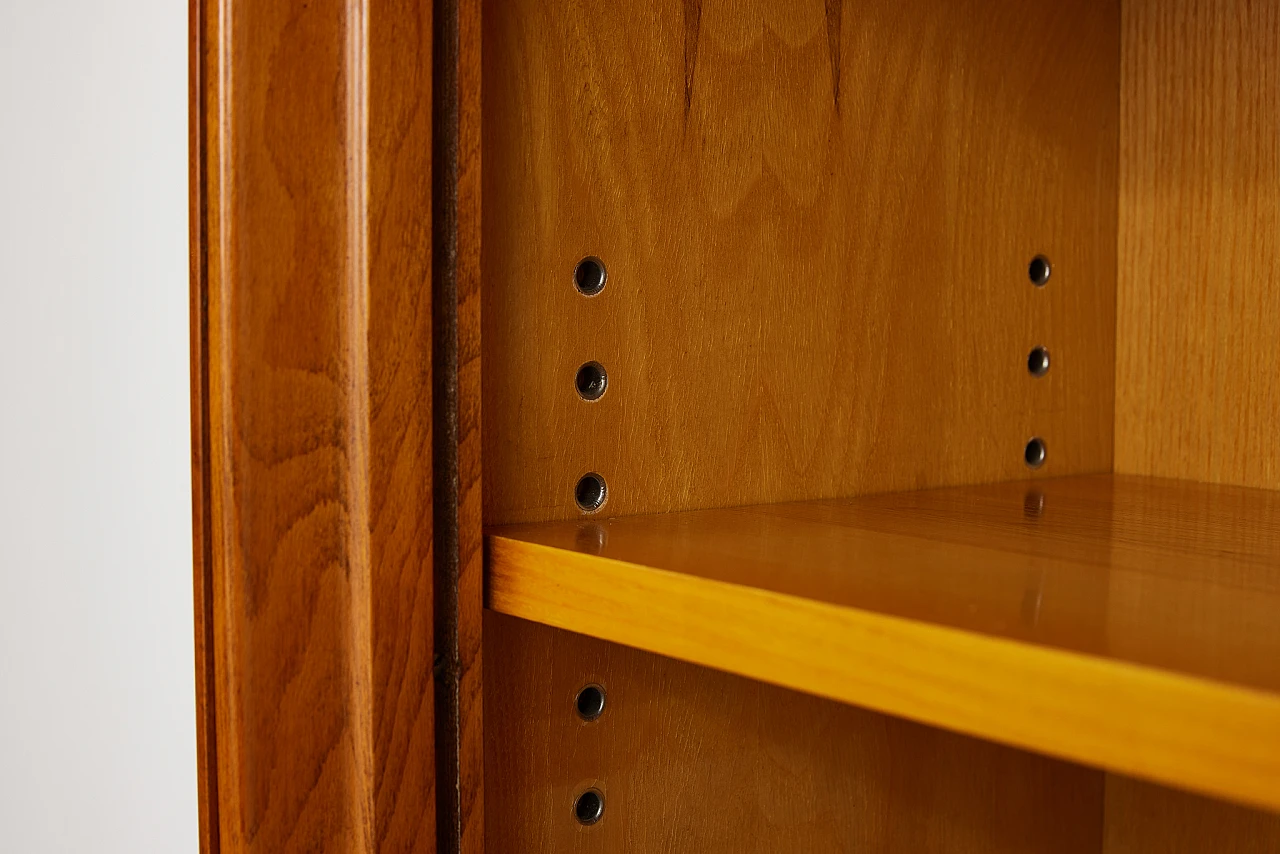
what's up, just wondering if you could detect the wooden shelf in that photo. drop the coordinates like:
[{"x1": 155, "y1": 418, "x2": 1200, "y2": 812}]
[{"x1": 486, "y1": 475, "x2": 1280, "y2": 813}]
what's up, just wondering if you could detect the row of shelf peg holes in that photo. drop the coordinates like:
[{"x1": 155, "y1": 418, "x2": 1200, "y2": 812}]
[{"x1": 570, "y1": 254, "x2": 1055, "y2": 511}]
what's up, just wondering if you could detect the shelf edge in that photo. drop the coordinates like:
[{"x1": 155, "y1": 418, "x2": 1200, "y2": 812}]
[{"x1": 487, "y1": 534, "x2": 1280, "y2": 814}]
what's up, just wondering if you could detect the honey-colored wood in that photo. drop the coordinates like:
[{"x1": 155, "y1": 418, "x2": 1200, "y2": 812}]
[
  {"x1": 1116, "y1": 0, "x2": 1280, "y2": 487},
  {"x1": 487, "y1": 475, "x2": 1280, "y2": 811},
  {"x1": 193, "y1": 0, "x2": 436, "y2": 848},
  {"x1": 481, "y1": 0, "x2": 1119, "y2": 524},
  {"x1": 1111, "y1": 5, "x2": 1280, "y2": 837},
  {"x1": 485, "y1": 613, "x2": 1103, "y2": 853},
  {"x1": 1104, "y1": 777, "x2": 1280, "y2": 853},
  {"x1": 494, "y1": 475, "x2": 1280, "y2": 693}
]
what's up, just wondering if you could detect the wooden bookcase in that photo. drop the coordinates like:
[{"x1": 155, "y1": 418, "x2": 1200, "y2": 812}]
[{"x1": 190, "y1": 0, "x2": 1279, "y2": 850}]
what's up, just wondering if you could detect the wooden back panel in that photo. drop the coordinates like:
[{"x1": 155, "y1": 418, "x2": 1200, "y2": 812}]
[
  {"x1": 481, "y1": 0, "x2": 1120, "y2": 524},
  {"x1": 1116, "y1": 0, "x2": 1280, "y2": 486},
  {"x1": 486, "y1": 613, "x2": 1103, "y2": 853},
  {"x1": 1105, "y1": 778, "x2": 1280, "y2": 854}
]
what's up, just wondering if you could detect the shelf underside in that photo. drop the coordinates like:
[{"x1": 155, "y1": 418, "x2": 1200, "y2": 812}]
[{"x1": 486, "y1": 474, "x2": 1280, "y2": 813}]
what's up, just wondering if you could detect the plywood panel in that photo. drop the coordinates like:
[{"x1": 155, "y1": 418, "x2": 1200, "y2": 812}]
[
  {"x1": 484, "y1": 613, "x2": 1102, "y2": 853},
  {"x1": 1117, "y1": 0, "x2": 1280, "y2": 486},
  {"x1": 482, "y1": 0, "x2": 1120, "y2": 523},
  {"x1": 1104, "y1": 777, "x2": 1280, "y2": 854}
]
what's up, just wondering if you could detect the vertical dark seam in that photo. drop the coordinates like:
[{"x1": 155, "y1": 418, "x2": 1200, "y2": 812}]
[{"x1": 432, "y1": 0, "x2": 463, "y2": 850}]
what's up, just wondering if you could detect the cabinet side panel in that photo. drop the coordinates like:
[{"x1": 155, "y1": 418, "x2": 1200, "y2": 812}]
[
  {"x1": 485, "y1": 613, "x2": 1103, "y2": 853},
  {"x1": 481, "y1": 0, "x2": 1120, "y2": 524},
  {"x1": 1111, "y1": 2, "x2": 1280, "y2": 843},
  {"x1": 1117, "y1": 0, "x2": 1280, "y2": 485}
]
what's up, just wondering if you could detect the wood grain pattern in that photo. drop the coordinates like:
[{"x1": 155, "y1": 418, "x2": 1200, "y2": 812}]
[
  {"x1": 368, "y1": 1, "x2": 438, "y2": 849},
  {"x1": 481, "y1": 0, "x2": 1120, "y2": 524},
  {"x1": 456, "y1": 2, "x2": 484, "y2": 848},
  {"x1": 485, "y1": 613, "x2": 1104, "y2": 853},
  {"x1": 487, "y1": 475, "x2": 1280, "y2": 811},
  {"x1": 193, "y1": 0, "x2": 436, "y2": 849},
  {"x1": 1104, "y1": 777, "x2": 1280, "y2": 853},
  {"x1": 1117, "y1": 0, "x2": 1280, "y2": 487}
]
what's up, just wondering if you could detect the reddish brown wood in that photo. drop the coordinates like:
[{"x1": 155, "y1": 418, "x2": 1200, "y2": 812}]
[
  {"x1": 456, "y1": 0, "x2": 485, "y2": 849},
  {"x1": 191, "y1": 0, "x2": 436, "y2": 849},
  {"x1": 369, "y1": 0, "x2": 439, "y2": 849}
]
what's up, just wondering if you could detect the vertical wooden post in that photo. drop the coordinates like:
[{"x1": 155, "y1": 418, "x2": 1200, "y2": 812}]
[{"x1": 191, "y1": 0, "x2": 438, "y2": 849}]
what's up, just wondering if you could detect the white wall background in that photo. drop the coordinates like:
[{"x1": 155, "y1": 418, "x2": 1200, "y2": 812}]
[{"x1": 0, "y1": 2, "x2": 196, "y2": 850}]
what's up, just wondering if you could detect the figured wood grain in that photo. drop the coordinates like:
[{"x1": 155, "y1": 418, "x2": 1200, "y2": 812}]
[
  {"x1": 487, "y1": 475, "x2": 1280, "y2": 811},
  {"x1": 193, "y1": 0, "x2": 436, "y2": 849},
  {"x1": 1104, "y1": 777, "x2": 1280, "y2": 853},
  {"x1": 485, "y1": 613, "x2": 1103, "y2": 853},
  {"x1": 481, "y1": 0, "x2": 1119, "y2": 524},
  {"x1": 1116, "y1": 0, "x2": 1280, "y2": 486}
]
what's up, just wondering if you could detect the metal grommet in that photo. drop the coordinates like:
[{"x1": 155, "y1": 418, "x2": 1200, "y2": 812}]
[
  {"x1": 574, "y1": 789, "x2": 604, "y2": 826},
  {"x1": 576, "y1": 684, "x2": 606, "y2": 721},
  {"x1": 1024, "y1": 437, "x2": 1047, "y2": 469},
  {"x1": 575, "y1": 473, "x2": 607, "y2": 513},
  {"x1": 1027, "y1": 347, "x2": 1050, "y2": 377},
  {"x1": 574, "y1": 257, "x2": 607, "y2": 296},
  {"x1": 576, "y1": 362, "x2": 608, "y2": 401},
  {"x1": 1029, "y1": 255, "x2": 1051, "y2": 287}
]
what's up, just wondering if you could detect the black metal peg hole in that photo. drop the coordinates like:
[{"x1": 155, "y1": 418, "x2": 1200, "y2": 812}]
[
  {"x1": 576, "y1": 684, "x2": 606, "y2": 721},
  {"x1": 576, "y1": 362, "x2": 608, "y2": 401},
  {"x1": 1029, "y1": 255, "x2": 1052, "y2": 287},
  {"x1": 574, "y1": 257, "x2": 607, "y2": 296},
  {"x1": 575, "y1": 789, "x2": 604, "y2": 826},
  {"x1": 575, "y1": 473, "x2": 607, "y2": 513},
  {"x1": 1027, "y1": 347, "x2": 1050, "y2": 377},
  {"x1": 1025, "y1": 438, "x2": 1047, "y2": 469}
]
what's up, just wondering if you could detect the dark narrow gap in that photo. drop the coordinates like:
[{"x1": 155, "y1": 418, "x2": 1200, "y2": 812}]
[{"x1": 431, "y1": 0, "x2": 464, "y2": 850}]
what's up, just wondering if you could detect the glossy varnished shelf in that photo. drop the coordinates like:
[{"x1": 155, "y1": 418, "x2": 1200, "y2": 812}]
[{"x1": 486, "y1": 475, "x2": 1280, "y2": 812}]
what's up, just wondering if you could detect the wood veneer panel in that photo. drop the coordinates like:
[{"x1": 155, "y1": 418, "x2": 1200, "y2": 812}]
[
  {"x1": 192, "y1": 0, "x2": 435, "y2": 849},
  {"x1": 484, "y1": 613, "x2": 1103, "y2": 853},
  {"x1": 482, "y1": 0, "x2": 1119, "y2": 524},
  {"x1": 488, "y1": 475, "x2": 1280, "y2": 811},
  {"x1": 1117, "y1": 0, "x2": 1280, "y2": 486},
  {"x1": 1104, "y1": 777, "x2": 1280, "y2": 853}
]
